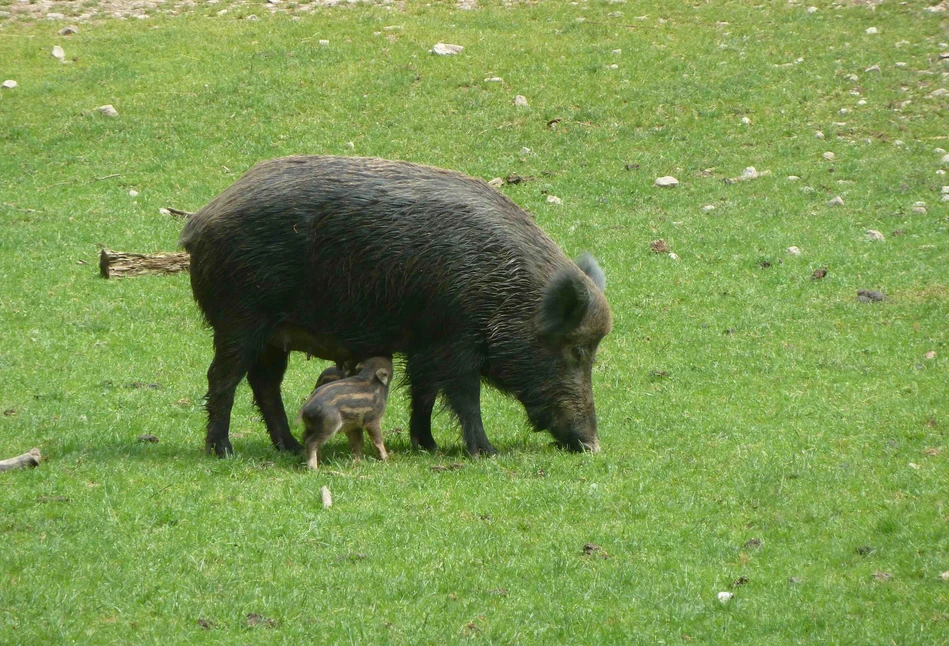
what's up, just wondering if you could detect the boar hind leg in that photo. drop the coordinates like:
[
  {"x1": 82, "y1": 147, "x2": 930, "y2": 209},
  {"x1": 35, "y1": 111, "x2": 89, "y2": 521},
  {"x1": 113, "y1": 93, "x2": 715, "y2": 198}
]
[
  {"x1": 444, "y1": 374, "x2": 497, "y2": 457},
  {"x1": 247, "y1": 345, "x2": 302, "y2": 453},
  {"x1": 302, "y1": 409, "x2": 341, "y2": 470},
  {"x1": 204, "y1": 345, "x2": 249, "y2": 458},
  {"x1": 406, "y1": 357, "x2": 439, "y2": 452}
]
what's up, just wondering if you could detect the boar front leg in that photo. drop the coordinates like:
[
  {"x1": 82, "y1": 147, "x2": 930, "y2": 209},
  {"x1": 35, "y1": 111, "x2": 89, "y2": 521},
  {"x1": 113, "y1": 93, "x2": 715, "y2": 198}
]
[
  {"x1": 365, "y1": 419, "x2": 388, "y2": 462},
  {"x1": 406, "y1": 355, "x2": 439, "y2": 452},
  {"x1": 443, "y1": 373, "x2": 497, "y2": 457},
  {"x1": 247, "y1": 344, "x2": 302, "y2": 453}
]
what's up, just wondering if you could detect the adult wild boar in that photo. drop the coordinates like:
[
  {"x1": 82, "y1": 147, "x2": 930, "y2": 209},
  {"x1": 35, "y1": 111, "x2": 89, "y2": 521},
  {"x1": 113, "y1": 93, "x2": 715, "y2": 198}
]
[{"x1": 180, "y1": 156, "x2": 611, "y2": 458}]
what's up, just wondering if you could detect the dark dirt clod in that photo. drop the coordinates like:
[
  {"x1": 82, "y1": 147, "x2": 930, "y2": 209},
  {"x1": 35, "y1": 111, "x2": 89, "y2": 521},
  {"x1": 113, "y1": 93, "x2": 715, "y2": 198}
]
[
  {"x1": 36, "y1": 496, "x2": 70, "y2": 503},
  {"x1": 431, "y1": 463, "x2": 464, "y2": 472},
  {"x1": 743, "y1": 538, "x2": 762, "y2": 549},
  {"x1": 505, "y1": 175, "x2": 535, "y2": 185},
  {"x1": 873, "y1": 571, "x2": 893, "y2": 582},
  {"x1": 3, "y1": 409, "x2": 15, "y2": 417},
  {"x1": 624, "y1": 162, "x2": 640, "y2": 171},
  {"x1": 489, "y1": 587, "x2": 509, "y2": 597},
  {"x1": 856, "y1": 545, "x2": 876, "y2": 557},
  {"x1": 731, "y1": 576, "x2": 750, "y2": 587},
  {"x1": 582, "y1": 542, "x2": 609, "y2": 558},
  {"x1": 857, "y1": 289, "x2": 885, "y2": 302},
  {"x1": 247, "y1": 613, "x2": 277, "y2": 628},
  {"x1": 335, "y1": 553, "x2": 368, "y2": 564},
  {"x1": 128, "y1": 381, "x2": 161, "y2": 389},
  {"x1": 197, "y1": 618, "x2": 215, "y2": 630},
  {"x1": 812, "y1": 267, "x2": 828, "y2": 280},
  {"x1": 651, "y1": 239, "x2": 670, "y2": 254},
  {"x1": 137, "y1": 434, "x2": 159, "y2": 443},
  {"x1": 788, "y1": 577, "x2": 803, "y2": 585}
]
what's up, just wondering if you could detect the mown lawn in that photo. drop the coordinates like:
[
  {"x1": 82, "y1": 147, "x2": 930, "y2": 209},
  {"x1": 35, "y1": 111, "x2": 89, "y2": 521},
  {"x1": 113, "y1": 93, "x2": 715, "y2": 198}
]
[{"x1": 1, "y1": 0, "x2": 948, "y2": 642}]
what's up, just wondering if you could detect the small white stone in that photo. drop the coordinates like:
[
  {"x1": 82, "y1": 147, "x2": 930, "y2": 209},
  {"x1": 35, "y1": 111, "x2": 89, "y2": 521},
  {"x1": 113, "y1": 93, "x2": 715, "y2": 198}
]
[
  {"x1": 267, "y1": 0, "x2": 280, "y2": 4},
  {"x1": 51, "y1": 45, "x2": 65, "y2": 60},
  {"x1": 787, "y1": 246, "x2": 802, "y2": 256},
  {"x1": 484, "y1": 77, "x2": 503, "y2": 83},
  {"x1": 741, "y1": 116, "x2": 751, "y2": 125},
  {"x1": 822, "y1": 151, "x2": 835, "y2": 161},
  {"x1": 431, "y1": 43, "x2": 463, "y2": 56},
  {"x1": 655, "y1": 176, "x2": 679, "y2": 187},
  {"x1": 612, "y1": 49, "x2": 622, "y2": 55},
  {"x1": 520, "y1": 147, "x2": 531, "y2": 155},
  {"x1": 828, "y1": 195, "x2": 845, "y2": 206},
  {"x1": 1, "y1": 80, "x2": 17, "y2": 89},
  {"x1": 802, "y1": 186, "x2": 816, "y2": 193},
  {"x1": 857, "y1": 99, "x2": 867, "y2": 106},
  {"x1": 894, "y1": 140, "x2": 904, "y2": 147},
  {"x1": 806, "y1": 5, "x2": 817, "y2": 12},
  {"x1": 320, "y1": 485, "x2": 332, "y2": 508},
  {"x1": 216, "y1": 9, "x2": 227, "y2": 15},
  {"x1": 787, "y1": 175, "x2": 801, "y2": 181},
  {"x1": 895, "y1": 62, "x2": 907, "y2": 68},
  {"x1": 319, "y1": 39, "x2": 329, "y2": 46},
  {"x1": 546, "y1": 195, "x2": 563, "y2": 205},
  {"x1": 718, "y1": 591, "x2": 734, "y2": 603},
  {"x1": 815, "y1": 131, "x2": 824, "y2": 140},
  {"x1": 98, "y1": 104, "x2": 118, "y2": 117},
  {"x1": 245, "y1": 14, "x2": 257, "y2": 20},
  {"x1": 865, "y1": 27, "x2": 878, "y2": 35},
  {"x1": 913, "y1": 206, "x2": 927, "y2": 214},
  {"x1": 488, "y1": 177, "x2": 503, "y2": 188},
  {"x1": 702, "y1": 204, "x2": 716, "y2": 212},
  {"x1": 941, "y1": 154, "x2": 949, "y2": 164},
  {"x1": 941, "y1": 186, "x2": 949, "y2": 193},
  {"x1": 46, "y1": 12, "x2": 65, "y2": 20},
  {"x1": 129, "y1": 189, "x2": 139, "y2": 198},
  {"x1": 345, "y1": 141, "x2": 354, "y2": 149},
  {"x1": 741, "y1": 167, "x2": 759, "y2": 179},
  {"x1": 839, "y1": 108, "x2": 850, "y2": 115},
  {"x1": 607, "y1": 64, "x2": 619, "y2": 70},
  {"x1": 936, "y1": 149, "x2": 947, "y2": 155},
  {"x1": 846, "y1": 74, "x2": 859, "y2": 81},
  {"x1": 866, "y1": 229, "x2": 884, "y2": 241},
  {"x1": 865, "y1": 64, "x2": 881, "y2": 73},
  {"x1": 942, "y1": 194, "x2": 949, "y2": 201},
  {"x1": 939, "y1": 170, "x2": 947, "y2": 176},
  {"x1": 914, "y1": 201, "x2": 927, "y2": 208},
  {"x1": 159, "y1": 208, "x2": 171, "y2": 216},
  {"x1": 927, "y1": 88, "x2": 949, "y2": 98},
  {"x1": 668, "y1": 253, "x2": 679, "y2": 261},
  {"x1": 514, "y1": 95, "x2": 529, "y2": 107}
]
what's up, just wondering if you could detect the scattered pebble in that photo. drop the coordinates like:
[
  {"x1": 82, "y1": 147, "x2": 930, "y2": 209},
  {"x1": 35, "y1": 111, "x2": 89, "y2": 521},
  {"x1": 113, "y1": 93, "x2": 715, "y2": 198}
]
[
  {"x1": 345, "y1": 141, "x2": 354, "y2": 149},
  {"x1": 651, "y1": 239, "x2": 670, "y2": 254},
  {"x1": 58, "y1": 25, "x2": 79, "y2": 35},
  {"x1": 828, "y1": 195, "x2": 844, "y2": 206},
  {"x1": 846, "y1": 74, "x2": 859, "y2": 82},
  {"x1": 488, "y1": 177, "x2": 503, "y2": 188},
  {"x1": 865, "y1": 229, "x2": 884, "y2": 241},
  {"x1": 895, "y1": 62, "x2": 907, "y2": 68},
  {"x1": 484, "y1": 77, "x2": 503, "y2": 83},
  {"x1": 1, "y1": 80, "x2": 17, "y2": 89},
  {"x1": 865, "y1": 27, "x2": 878, "y2": 35},
  {"x1": 822, "y1": 151, "x2": 835, "y2": 161},
  {"x1": 137, "y1": 434, "x2": 159, "y2": 443},
  {"x1": 431, "y1": 43, "x2": 463, "y2": 56},
  {"x1": 789, "y1": 577, "x2": 803, "y2": 585},
  {"x1": 717, "y1": 591, "x2": 734, "y2": 603},
  {"x1": 873, "y1": 571, "x2": 893, "y2": 583},
  {"x1": 668, "y1": 253, "x2": 679, "y2": 261},
  {"x1": 787, "y1": 175, "x2": 801, "y2": 181},
  {"x1": 319, "y1": 39, "x2": 329, "y2": 46},
  {"x1": 857, "y1": 99, "x2": 867, "y2": 106},
  {"x1": 320, "y1": 485, "x2": 332, "y2": 508},
  {"x1": 159, "y1": 208, "x2": 171, "y2": 216},
  {"x1": 865, "y1": 64, "x2": 881, "y2": 73},
  {"x1": 857, "y1": 289, "x2": 885, "y2": 303},
  {"x1": 129, "y1": 189, "x2": 139, "y2": 198},
  {"x1": 894, "y1": 140, "x2": 904, "y2": 147},
  {"x1": 802, "y1": 186, "x2": 816, "y2": 193},
  {"x1": 806, "y1": 5, "x2": 817, "y2": 12},
  {"x1": 927, "y1": 88, "x2": 949, "y2": 98},
  {"x1": 520, "y1": 147, "x2": 531, "y2": 155},
  {"x1": 741, "y1": 116, "x2": 751, "y2": 125},
  {"x1": 913, "y1": 206, "x2": 927, "y2": 214},
  {"x1": 514, "y1": 94, "x2": 529, "y2": 107},
  {"x1": 925, "y1": 351, "x2": 937, "y2": 360},
  {"x1": 815, "y1": 131, "x2": 824, "y2": 140},
  {"x1": 246, "y1": 14, "x2": 257, "y2": 20},
  {"x1": 942, "y1": 186, "x2": 949, "y2": 193},
  {"x1": 655, "y1": 176, "x2": 679, "y2": 187},
  {"x1": 702, "y1": 204, "x2": 716, "y2": 212},
  {"x1": 941, "y1": 571, "x2": 949, "y2": 582},
  {"x1": 546, "y1": 195, "x2": 562, "y2": 205},
  {"x1": 98, "y1": 104, "x2": 118, "y2": 117},
  {"x1": 787, "y1": 246, "x2": 802, "y2": 256},
  {"x1": 743, "y1": 538, "x2": 762, "y2": 549},
  {"x1": 51, "y1": 45, "x2": 65, "y2": 60},
  {"x1": 612, "y1": 49, "x2": 622, "y2": 55}
]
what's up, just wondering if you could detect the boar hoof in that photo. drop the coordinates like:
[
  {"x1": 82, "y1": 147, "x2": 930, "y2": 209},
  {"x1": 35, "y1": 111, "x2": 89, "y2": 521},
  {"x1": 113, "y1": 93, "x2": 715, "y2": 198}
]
[
  {"x1": 274, "y1": 437, "x2": 304, "y2": 454},
  {"x1": 411, "y1": 436, "x2": 439, "y2": 452},
  {"x1": 468, "y1": 443, "x2": 498, "y2": 458},
  {"x1": 205, "y1": 437, "x2": 234, "y2": 458}
]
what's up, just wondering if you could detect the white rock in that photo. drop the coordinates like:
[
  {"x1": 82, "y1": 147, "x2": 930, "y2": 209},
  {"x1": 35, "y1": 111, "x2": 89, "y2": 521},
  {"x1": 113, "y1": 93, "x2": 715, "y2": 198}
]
[
  {"x1": 267, "y1": 0, "x2": 280, "y2": 4},
  {"x1": 828, "y1": 195, "x2": 845, "y2": 206},
  {"x1": 895, "y1": 62, "x2": 907, "y2": 68},
  {"x1": 941, "y1": 186, "x2": 949, "y2": 193},
  {"x1": 345, "y1": 141, "x2": 354, "y2": 149},
  {"x1": 802, "y1": 186, "x2": 816, "y2": 193},
  {"x1": 669, "y1": 253, "x2": 679, "y2": 261},
  {"x1": 941, "y1": 154, "x2": 949, "y2": 164},
  {"x1": 718, "y1": 591, "x2": 734, "y2": 603},
  {"x1": 741, "y1": 167, "x2": 759, "y2": 179},
  {"x1": 788, "y1": 175, "x2": 801, "y2": 181},
  {"x1": 320, "y1": 485, "x2": 332, "y2": 508},
  {"x1": 865, "y1": 27, "x2": 878, "y2": 35},
  {"x1": 846, "y1": 74, "x2": 859, "y2": 81},
  {"x1": 857, "y1": 99, "x2": 867, "y2": 106},
  {"x1": 926, "y1": 88, "x2": 949, "y2": 98},
  {"x1": 98, "y1": 104, "x2": 118, "y2": 117},
  {"x1": 159, "y1": 208, "x2": 171, "y2": 216},
  {"x1": 46, "y1": 12, "x2": 65, "y2": 20},
  {"x1": 546, "y1": 195, "x2": 562, "y2": 205},
  {"x1": 245, "y1": 14, "x2": 258, "y2": 19},
  {"x1": 488, "y1": 177, "x2": 503, "y2": 188},
  {"x1": 514, "y1": 95, "x2": 529, "y2": 107},
  {"x1": 894, "y1": 140, "x2": 904, "y2": 147},
  {"x1": 866, "y1": 229, "x2": 884, "y2": 241},
  {"x1": 942, "y1": 194, "x2": 949, "y2": 201},
  {"x1": 484, "y1": 77, "x2": 503, "y2": 83},
  {"x1": 319, "y1": 39, "x2": 329, "y2": 46},
  {"x1": 822, "y1": 151, "x2": 835, "y2": 161},
  {"x1": 1, "y1": 80, "x2": 17, "y2": 89},
  {"x1": 612, "y1": 49, "x2": 622, "y2": 55},
  {"x1": 815, "y1": 131, "x2": 824, "y2": 140},
  {"x1": 865, "y1": 64, "x2": 881, "y2": 73},
  {"x1": 914, "y1": 201, "x2": 927, "y2": 208},
  {"x1": 655, "y1": 176, "x2": 679, "y2": 187},
  {"x1": 839, "y1": 108, "x2": 850, "y2": 115},
  {"x1": 806, "y1": 5, "x2": 817, "y2": 12},
  {"x1": 607, "y1": 64, "x2": 619, "y2": 70},
  {"x1": 787, "y1": 246, "x2": 802, "y2": 256},
  {"x1": 939, "y1": 170, "x2": 947, "y2": 176},
  {"x1": 128, "y1": 189, "x2": 138, "y2": 198},
  {"x1": 51, "y1": 45, "x2": 65, "y2": 60},
  {"x1": 59, "y1": 25, "x2": 79, "y2": 35},
  {"x1": 702, "y1": 204, "x2": 716, "y2": 211},
  {"x1": 520, "y1": 147, "x2": 531, "y2": 155},
  {"x1": 741, "y1": 116, "x2": 751, "y2": 125},
  {"x1": 432, "y1": 43, "x2": 463, "y2": 56},
  {"x1": 913, "y1": 206, "x2": 927, "y2": 214},
  {"x1": 936, "y1": 149, "x2": 947, "y2": 154}
]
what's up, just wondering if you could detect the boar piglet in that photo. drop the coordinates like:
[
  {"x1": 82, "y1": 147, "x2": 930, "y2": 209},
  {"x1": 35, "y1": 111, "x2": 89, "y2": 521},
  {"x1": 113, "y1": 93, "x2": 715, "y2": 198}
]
[
  {"x1": 312, "y1": 360, "x2": 357, "y2": 391},
  {"x1": 300, "y1": 357, "x2": 392, "y2": 470}
]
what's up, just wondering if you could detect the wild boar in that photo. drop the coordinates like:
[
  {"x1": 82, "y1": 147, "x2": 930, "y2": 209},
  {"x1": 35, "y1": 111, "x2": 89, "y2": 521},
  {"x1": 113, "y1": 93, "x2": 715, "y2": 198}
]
[{"x1": 180, "y1": 155, "x2": 611, "y2": 458}]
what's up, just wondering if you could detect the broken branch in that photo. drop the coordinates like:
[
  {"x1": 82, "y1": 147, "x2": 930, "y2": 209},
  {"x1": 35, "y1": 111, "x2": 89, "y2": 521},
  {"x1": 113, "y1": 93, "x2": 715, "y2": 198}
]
[{"x1": 99, "y1": 249, "x2": 190, "y2": 278}]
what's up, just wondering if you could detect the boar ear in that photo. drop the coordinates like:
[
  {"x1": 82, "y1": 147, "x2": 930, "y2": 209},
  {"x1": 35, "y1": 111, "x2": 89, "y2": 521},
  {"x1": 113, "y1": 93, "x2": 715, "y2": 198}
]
[
  {"x1": 576, "y1": 252, "x2": 606, "y2": 292},
  {"x1": 375, "y1": 368, "x2": 390, "y2": 386},
  {"x1": 540, "y1": 270, "x2": 590, "y2": 342}
]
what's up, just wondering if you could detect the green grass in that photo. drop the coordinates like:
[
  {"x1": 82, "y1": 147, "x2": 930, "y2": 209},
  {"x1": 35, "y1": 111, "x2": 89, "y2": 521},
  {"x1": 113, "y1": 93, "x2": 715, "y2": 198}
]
[{"x1": 2, "y1": 0, "x2": 949, "y2": 642}]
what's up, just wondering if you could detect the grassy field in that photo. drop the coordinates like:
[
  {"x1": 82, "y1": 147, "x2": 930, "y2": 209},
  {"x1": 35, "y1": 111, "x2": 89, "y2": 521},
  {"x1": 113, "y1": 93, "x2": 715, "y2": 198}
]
[{"x1": 2, "y1": 0, "x2": 948, "y2": 642}]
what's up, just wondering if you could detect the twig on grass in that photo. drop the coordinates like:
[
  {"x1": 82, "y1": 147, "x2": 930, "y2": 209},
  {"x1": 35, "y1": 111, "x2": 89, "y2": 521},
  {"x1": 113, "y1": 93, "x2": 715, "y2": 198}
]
[{"x1": 0, "y1": 448, "x2": 43, "y2": 473}]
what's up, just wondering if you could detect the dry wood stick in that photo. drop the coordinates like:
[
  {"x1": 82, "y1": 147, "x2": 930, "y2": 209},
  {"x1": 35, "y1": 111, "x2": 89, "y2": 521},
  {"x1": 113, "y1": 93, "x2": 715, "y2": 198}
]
[
  {"x1": 0, "y1": 448, "x2": 42, "y2": 473},
  {"x1": 99, "y1": 249, "x2": 190, "y2": 278}
]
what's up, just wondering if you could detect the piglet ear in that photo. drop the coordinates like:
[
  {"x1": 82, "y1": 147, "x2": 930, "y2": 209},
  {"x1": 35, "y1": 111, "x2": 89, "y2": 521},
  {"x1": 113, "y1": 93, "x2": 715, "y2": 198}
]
[
  {"x1": 540, "y1": 269, "x2": 590, "y2": 342},
  {"x1": 375, "y1": 368, "x2": 390, "y2": 386},
  {"x1": 576, "y1": 252, "x2": 606, "y2": 292}
]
